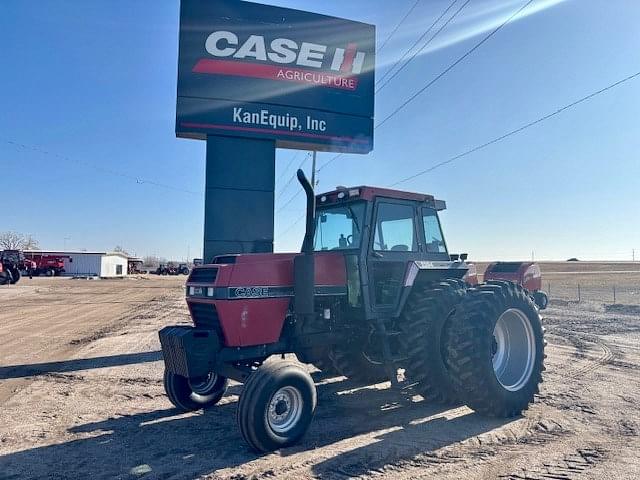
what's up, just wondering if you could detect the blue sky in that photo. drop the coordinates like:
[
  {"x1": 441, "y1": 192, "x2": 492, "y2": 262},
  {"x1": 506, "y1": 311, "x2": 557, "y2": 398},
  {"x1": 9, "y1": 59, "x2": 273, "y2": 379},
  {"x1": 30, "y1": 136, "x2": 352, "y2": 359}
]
[{"x1": 1, "y1": 0, "x2": 638, "y2": 261}]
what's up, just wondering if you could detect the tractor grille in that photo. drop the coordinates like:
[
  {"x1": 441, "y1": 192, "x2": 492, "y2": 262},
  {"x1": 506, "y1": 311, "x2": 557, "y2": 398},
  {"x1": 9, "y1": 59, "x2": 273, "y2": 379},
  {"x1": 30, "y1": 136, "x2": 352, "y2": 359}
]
[
  {"x1": 190, "y1": 302, "x2": 223, "y2": 336},
  {"x1": 189, "y1": 267, "x2": 218, "y2": 283}
]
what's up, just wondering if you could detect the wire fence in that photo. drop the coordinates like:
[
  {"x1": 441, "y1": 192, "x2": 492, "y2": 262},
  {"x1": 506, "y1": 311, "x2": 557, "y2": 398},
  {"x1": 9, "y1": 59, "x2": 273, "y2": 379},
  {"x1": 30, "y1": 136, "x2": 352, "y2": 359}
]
[{"x1": 546, "y1": 280, "x2": 640, "y2": 306}]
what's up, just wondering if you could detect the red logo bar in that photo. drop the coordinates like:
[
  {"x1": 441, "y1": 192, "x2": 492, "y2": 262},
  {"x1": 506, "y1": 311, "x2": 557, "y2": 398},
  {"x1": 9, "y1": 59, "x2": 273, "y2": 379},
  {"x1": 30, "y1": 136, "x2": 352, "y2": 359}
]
[{"x1": 192, "y1": 59, "x2": 359, "y2": 91}]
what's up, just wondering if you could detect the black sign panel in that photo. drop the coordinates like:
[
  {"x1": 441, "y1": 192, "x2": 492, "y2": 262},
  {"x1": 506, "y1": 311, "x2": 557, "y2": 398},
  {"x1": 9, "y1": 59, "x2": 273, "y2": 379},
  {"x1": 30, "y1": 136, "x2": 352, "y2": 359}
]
[{"x1": 176, "y1": 0, "x2": 375, "y2": 153}]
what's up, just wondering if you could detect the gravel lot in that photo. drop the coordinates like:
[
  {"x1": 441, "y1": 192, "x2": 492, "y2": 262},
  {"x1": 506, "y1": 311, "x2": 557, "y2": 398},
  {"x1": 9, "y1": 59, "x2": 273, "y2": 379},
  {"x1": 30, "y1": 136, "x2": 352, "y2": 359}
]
[{"x1": 1, "y1": 269, "x2": 639, "y2": 479}]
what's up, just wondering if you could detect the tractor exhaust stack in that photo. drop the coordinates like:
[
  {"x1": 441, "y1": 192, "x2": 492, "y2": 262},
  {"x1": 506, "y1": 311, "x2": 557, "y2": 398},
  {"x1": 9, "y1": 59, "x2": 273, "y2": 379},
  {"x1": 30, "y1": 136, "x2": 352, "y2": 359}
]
[{"x1": 294, "y1": 169, "x2": 316, "y2": 317}]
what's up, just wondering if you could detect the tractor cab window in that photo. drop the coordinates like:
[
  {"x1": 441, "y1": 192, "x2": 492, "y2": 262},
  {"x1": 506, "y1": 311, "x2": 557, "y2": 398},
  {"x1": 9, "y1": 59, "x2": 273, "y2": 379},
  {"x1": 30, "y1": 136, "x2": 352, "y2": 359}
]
[
  {"x1": 373, "y1": 203, "x2": 417, "y2": 252},
  {"x1": 422, "y1": 208, "x2": 447, "y2": 254},
  {"x1": 314, "y1": 202, "x2": 365, "y2": 251}
]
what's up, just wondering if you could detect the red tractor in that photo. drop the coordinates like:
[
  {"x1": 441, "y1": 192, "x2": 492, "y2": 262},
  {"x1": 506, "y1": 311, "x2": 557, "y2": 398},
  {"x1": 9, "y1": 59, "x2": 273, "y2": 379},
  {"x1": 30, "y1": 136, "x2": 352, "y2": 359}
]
[
  {"x1": 158, "y1": 171, "x2": 545, "y2": 452},
  {"x1": 27, "y1": 254, "x2": 68, "y2": 277},
  {"x1": 484, "y1": 262, "x2": 548, "y2": 310}
]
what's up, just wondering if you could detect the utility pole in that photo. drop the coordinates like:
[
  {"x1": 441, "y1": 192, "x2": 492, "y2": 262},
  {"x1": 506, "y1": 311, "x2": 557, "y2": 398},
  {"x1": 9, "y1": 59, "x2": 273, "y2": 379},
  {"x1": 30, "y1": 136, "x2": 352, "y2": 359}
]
[
  {"x1": 633, "y1": 249, "x2": 636, "y2": 262},
  {"x1": 310, "y1": 151, "x2": 317, "y2": 191}
]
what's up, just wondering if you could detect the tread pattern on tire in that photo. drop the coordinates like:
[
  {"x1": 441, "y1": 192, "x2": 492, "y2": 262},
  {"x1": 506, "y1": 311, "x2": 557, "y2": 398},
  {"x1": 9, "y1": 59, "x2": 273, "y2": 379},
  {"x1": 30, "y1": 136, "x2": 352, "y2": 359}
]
[
  {"x1": 446, "y1": 281, "x2": 545, "y2": 417},
  {"x1": 401, "y1": 279, "x2": 467, "y2": 403},
  {"x1": 237, "y1": 361, "x2": 316, "y2": 452}
]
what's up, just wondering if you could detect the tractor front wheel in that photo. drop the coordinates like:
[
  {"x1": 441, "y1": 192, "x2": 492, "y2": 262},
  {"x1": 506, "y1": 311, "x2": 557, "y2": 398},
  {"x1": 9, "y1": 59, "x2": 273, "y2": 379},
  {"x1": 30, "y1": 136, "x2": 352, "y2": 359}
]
[
  {"x1": 446, "y1": 281, "x2": 545, "y2": 417},
  {"x1": 237, "y1": 361, "x2": 316, "y2": 452},
  {"x1": 163, "y1": 370, "x2": 228, "y2": 412}
]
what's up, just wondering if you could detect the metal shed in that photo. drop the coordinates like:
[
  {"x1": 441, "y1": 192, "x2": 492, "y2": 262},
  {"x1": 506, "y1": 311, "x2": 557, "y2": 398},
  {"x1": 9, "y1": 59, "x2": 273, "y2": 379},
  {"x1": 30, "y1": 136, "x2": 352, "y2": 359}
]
[{"x1": 23, "y1": 250, "x2": 128, "y2": 277}]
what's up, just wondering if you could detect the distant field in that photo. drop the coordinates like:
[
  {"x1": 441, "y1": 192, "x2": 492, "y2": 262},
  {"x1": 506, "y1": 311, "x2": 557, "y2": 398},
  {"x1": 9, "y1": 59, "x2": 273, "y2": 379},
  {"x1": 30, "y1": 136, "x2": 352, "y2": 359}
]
[{"x1": 474, "y1": 261, "x2": 640, "y2": 305}]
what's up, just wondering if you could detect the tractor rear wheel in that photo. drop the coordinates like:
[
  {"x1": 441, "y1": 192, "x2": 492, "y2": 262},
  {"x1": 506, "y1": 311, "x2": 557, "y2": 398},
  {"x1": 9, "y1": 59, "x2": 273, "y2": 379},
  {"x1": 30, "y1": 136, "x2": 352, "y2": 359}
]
[
  {"x1": 237, "y1": 361, "x2": 316, "y2": 452},
  {"x1": 446, "y1": 281, "x2": 545, "y2": 417},
  {"x1": 163, "y1": 370, "x2": 228, "y2": 412},
  {"x1": 401, "y1": 279, "x2": 466, "y2": 403},
  {"x1": 0, "y1": 271, "x2": 10, "y2": 285}
]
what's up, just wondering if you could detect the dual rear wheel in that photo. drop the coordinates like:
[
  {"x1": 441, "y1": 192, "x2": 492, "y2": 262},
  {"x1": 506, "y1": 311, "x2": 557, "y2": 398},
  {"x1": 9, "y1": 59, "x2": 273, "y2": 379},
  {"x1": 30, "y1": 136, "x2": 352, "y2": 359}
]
[{"x1": 403, "y1": 280, "x2": 545, "y2": 417}]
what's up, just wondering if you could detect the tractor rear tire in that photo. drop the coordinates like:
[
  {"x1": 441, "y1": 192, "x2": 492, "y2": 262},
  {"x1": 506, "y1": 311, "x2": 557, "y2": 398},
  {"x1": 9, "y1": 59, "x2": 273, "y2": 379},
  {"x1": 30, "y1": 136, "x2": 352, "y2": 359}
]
[
  {"x1": 311, "y1": 355, "x2": 338, "y2": 375},
  {"x1": 163, "y1": 370, "x2": 228, "y2": 412},
  {"x1": 0, "y1": 271, "x2": 10, "y2": 285},
  {"x1": 446, "y1": 281, "x2": 545, "y2": 417},
  {"x1": 9, "y1": 268, "x2": 21, "y2": 285},
  {"x1": 328, "y1": 347, "x2": 388, "y2": 385},
  {"x1": 237, "y1": 361, "x2": 316, "y2": 452},
  {"x1": 401, "y1": 279, "x2": 466, "y2": 403}
]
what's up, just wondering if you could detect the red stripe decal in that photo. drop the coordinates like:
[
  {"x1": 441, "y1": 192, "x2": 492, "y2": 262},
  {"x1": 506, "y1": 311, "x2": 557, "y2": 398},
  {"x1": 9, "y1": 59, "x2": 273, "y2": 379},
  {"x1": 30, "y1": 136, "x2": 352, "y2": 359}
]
[
  {"x1": 180, "y1": 122, "x2": 370, "y2": 144},
  {"x1": 192, "y1": 58, "x2": 359, "y2": 91},
  {"x1": 340, "y1": 43, "x2": 358, "y2": 74}
]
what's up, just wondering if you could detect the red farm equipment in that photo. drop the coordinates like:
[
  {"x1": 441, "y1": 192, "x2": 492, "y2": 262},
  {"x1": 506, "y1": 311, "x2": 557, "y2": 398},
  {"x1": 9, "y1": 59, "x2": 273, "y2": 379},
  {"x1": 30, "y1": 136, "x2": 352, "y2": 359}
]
[
  {"x1": 158, "y1": 170, "x2": 546, "y2": 452},
  {"x1": 26, "y1": 254, "x2": 68, "y2": 277},
  {"x1": 484, "y1": 262, "x2": 548, "y2": 310}
]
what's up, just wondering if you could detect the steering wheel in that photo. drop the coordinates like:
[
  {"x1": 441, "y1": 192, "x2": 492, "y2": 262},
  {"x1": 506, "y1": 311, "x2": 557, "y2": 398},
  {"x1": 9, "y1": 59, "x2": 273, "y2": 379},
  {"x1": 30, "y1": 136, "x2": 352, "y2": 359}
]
[{"x1": 346, "y1": 234, "x2": 353, "y2": 246}]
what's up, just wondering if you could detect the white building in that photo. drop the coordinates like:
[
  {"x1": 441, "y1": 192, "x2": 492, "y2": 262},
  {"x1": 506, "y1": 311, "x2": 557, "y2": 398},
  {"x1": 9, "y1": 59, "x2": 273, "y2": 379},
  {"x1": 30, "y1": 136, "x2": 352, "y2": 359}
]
[{"x1": 24, "y1": 250, "x2": 128, "y2": 278}]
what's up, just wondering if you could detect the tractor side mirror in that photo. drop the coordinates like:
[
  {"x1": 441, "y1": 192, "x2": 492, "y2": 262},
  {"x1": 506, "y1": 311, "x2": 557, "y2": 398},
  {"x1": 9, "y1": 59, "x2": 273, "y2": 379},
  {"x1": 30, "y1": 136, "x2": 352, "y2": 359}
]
[
  {"x1": 450, "y1": 254, "x2": 460, "y2": 261},
  {"x1": 460, "y1": 253, "x2": 468, "y2": 261}
]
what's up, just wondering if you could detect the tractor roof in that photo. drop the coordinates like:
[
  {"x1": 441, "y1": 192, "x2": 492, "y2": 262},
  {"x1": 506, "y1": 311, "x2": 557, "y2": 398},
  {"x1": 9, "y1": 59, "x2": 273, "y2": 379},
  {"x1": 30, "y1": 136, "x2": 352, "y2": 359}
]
[{"x1": 317, "y1": 186, "x2": 446, "y2": 210}]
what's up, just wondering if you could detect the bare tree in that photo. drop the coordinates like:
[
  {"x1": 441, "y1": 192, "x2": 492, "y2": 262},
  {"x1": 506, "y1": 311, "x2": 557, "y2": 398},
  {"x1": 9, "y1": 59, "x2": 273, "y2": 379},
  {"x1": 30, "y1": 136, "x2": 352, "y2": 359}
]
[{"x1": 0, "y1": 231, "x2": 39, "y2": 250}]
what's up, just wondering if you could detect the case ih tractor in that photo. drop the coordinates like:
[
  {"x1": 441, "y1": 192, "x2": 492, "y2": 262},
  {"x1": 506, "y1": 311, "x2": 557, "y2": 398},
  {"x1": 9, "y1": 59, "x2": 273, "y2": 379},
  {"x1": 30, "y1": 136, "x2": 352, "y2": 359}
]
[
  {"x1": 484, "y1": 262, "x2": 549, "y2": 309},
  {"x1": 159, "y1": 171, "x2": 545, "y2": 452}
]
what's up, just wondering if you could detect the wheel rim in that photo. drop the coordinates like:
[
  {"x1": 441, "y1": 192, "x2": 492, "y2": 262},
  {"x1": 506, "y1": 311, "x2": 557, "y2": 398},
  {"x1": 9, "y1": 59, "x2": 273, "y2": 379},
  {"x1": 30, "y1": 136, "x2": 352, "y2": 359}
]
[
  {"x1": 188, "y1": 373, "x2": 220, "y2": 401},
  {"x1": 492, "y1": 308, "x2": 536, "y2": 392},
  {"x1": 266, "y1": 386, "x2": 303, "y2": 434}
]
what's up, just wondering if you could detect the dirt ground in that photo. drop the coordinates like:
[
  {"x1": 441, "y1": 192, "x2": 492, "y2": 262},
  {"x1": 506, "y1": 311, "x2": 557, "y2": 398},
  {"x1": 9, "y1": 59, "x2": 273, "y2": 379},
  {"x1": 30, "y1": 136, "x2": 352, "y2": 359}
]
[{"x1": 1, "y1": 270, "x2": 639, "y2": 479}]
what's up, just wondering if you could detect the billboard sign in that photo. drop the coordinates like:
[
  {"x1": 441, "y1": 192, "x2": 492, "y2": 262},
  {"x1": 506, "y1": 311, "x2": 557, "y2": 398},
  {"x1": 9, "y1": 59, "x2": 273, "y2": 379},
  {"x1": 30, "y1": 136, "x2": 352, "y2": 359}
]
[{"x1": 176, "y1": 0, "x2": 375, "y2": 153}]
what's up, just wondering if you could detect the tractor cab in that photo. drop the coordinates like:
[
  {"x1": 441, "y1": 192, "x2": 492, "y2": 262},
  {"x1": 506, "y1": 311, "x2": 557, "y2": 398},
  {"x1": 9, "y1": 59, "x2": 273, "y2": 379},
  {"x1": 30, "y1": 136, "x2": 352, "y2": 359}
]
[{"x1": 310, "y1": 185, "x2": 467, "y2": 320}]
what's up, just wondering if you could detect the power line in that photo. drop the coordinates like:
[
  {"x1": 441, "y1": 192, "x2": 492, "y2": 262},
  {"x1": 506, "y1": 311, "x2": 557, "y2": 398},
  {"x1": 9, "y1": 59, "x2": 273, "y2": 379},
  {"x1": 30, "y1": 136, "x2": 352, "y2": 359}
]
[
  {"x1": 275, "y1": 151, "x2": 300, "y2": 185},
  {"x1": 377, "y1": 0, "x2": 423, "y2": 54},
  {"x1": 319, "y1": 0, "x2": 533, "y2": 174},
  {"x1": 276, "y1": 152, "x2": 310, "y2": 200},
  {"x1": 376, "y1": 0, "x2": 472, "y2": 94},
  {"x1": 390, "y1": 70, "x2": 640, "y2": 187},
  {"x1": 376, "y1": 0, "x2": 536, "y2": 129},
  {"x1": 3, "y1": 139, "x2": 203, "y2": 195},
  {"x1": 279, "y1": 213, "x2": 305, "y2": 238},
  {"x1": 376, "y1": 0, "x2": 461, "y2": 92}
]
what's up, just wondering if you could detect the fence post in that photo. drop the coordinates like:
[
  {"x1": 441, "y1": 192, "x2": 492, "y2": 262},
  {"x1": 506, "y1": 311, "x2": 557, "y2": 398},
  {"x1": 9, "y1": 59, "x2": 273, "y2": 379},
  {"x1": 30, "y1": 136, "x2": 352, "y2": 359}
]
[
  {"x1": 613, "y1": 285, "x2": 616, "y2": 304},
  {"x1": 577, "y1": 284, "x2": 581, "y2": 302}
]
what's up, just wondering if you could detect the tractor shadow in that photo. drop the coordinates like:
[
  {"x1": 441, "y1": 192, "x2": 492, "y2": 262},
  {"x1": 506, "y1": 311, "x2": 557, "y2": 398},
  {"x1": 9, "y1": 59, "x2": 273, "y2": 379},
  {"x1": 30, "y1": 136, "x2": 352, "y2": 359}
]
[{"x1": 0, "y1": 374, "x2": 512, "y2": 479}]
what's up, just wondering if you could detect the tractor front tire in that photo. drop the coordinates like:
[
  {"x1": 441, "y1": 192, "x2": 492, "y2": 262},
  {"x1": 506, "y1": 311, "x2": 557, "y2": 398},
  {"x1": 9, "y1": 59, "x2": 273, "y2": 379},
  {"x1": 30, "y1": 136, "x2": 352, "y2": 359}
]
[
  {"x1": 163, "y1": 370, "x2": 228, "y2": 412},
  {"x1": 237, "y1": 361, "x2": 316, "y2": 452},
  {"x1": 446, "y1": 281, "x2": 545, "y2": 417},
  {"x1": 401, "y1": 279, "x2": 466, "y2": 403}
]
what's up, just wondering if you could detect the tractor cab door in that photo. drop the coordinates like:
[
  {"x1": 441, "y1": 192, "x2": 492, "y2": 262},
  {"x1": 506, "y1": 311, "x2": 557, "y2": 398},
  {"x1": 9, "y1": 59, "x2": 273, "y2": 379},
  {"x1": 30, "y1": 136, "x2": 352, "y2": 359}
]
[{"x1": 366, "y1": 200, "x2": 422, "y2": 315}]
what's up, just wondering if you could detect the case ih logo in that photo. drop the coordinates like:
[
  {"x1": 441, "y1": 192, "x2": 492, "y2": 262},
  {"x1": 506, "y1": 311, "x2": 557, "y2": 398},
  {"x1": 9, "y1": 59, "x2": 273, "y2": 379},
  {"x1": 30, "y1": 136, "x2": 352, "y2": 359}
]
[{"x1": 192, "y1": 31, "x2": 366, "y2": 91}]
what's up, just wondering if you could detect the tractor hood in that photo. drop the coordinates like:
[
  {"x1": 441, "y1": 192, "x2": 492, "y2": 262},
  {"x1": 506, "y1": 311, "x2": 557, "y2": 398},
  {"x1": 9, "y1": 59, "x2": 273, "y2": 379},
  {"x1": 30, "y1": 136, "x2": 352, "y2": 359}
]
[{"x1": 186, "y1": 252, "x2": 347, "y2": 299}]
